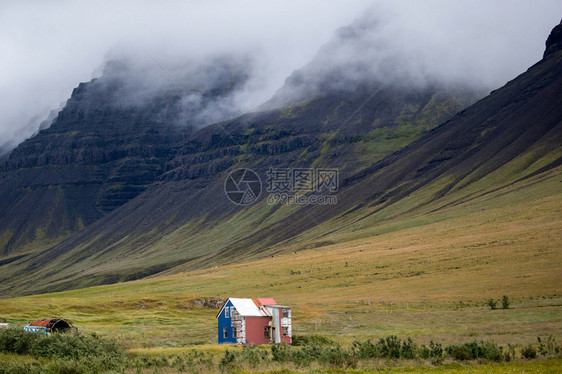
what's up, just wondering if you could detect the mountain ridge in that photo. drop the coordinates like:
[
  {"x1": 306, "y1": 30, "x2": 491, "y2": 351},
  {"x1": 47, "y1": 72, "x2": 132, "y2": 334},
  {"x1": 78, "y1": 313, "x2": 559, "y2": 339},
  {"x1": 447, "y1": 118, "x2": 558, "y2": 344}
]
[{"x1": 0, "y1": 22, "x2": 560, "y2": 297}]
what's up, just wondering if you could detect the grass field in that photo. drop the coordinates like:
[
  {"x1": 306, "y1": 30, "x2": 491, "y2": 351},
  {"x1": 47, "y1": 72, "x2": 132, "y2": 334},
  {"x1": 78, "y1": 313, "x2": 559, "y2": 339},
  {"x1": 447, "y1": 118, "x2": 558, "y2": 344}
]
[
  {"x1": 0, "y1": 168, "x2": 560, "y2": 374},
  {"x1": 1, "y1": 173, "x2": 560, "y2": 351}
]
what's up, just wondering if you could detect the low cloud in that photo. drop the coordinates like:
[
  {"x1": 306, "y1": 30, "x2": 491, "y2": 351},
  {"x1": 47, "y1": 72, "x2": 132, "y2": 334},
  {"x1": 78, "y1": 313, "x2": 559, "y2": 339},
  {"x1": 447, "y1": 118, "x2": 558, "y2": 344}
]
[
  {"x1": 271, "y1": 1, "x2": 562, "y2": 105},
  {"x1": 0, "y1": 0, "x2": 560, "y2": 152}
]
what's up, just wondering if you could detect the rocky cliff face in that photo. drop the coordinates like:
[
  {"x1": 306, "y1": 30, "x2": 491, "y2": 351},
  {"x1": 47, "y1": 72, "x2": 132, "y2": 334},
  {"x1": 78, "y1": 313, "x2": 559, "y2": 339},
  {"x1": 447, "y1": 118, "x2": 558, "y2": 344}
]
[
  {"x1": 544, "y1": 19, "x2": 562, "y2": 58},
  {"x1": 0, "y1": 58, "x2": 249, "y2": 255},
  {"x1": 0, "y1": 75, "x2": 483, "y2": 294}
]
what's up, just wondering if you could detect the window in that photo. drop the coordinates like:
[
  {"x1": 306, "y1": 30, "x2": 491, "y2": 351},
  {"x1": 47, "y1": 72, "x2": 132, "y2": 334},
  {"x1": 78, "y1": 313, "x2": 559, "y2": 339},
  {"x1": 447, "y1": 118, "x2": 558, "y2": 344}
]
[
  {"x1": 232, "y1": 328, "x2": 237, "y2": 338},
  {"x1": 225, "y1": 307, "x2": 229, "y2": 318},
  {"x1": 264, "y1": 326, "x2": 270, "y2": 338},
  {"x1": 282, "y1": 309, "x2": 289, "y2": 318},
  {"x1": 223, "y1": 327, "x2": 228, "y2": 338},
  {"x1": 283, "y1": 327, "x2": 289, "y2": 337},
  {"x1": 230, "y1": 307, "x2": 235, "y2": 317}
]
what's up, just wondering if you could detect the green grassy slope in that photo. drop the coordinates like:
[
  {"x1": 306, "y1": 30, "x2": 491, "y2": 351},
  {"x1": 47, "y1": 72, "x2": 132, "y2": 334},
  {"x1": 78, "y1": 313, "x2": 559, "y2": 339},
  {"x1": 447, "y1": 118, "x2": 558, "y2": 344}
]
[
  {"x1": 0, "y1": 85, "x2": 480, "y2": 297},
  {"x1": 0, "y1": 168, "x2": 559, "y2": 349}
]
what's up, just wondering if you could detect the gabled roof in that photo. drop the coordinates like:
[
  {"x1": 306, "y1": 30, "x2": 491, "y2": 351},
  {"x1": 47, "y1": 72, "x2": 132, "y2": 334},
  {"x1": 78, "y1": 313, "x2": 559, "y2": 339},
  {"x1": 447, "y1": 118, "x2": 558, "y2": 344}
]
[
  {"x1": 230, "y1": 298, "x2": 268, "y2": 316},
  {"x1": 218, "y1": 297, "x2": 278, "y2": 317}
]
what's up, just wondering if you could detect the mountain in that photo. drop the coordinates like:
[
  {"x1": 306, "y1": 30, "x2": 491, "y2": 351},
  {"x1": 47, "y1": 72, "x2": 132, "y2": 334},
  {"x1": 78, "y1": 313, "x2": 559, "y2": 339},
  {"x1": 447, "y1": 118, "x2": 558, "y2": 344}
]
[
  {"x1": 1, "y1": 21, "x2": 560, "y2": 297},
  {"x1": 0, "y1": 56, "x2": 251, "y2": 256}
]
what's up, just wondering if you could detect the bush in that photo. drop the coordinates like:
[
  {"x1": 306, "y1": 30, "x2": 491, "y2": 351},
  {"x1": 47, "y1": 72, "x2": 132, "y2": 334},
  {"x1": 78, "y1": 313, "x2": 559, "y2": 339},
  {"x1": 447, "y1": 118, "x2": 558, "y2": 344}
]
[
  {"x1": 351, "y1": 339, "x2": 379, "y2": 359},
  {"x1": 0, "y1": 327, "x2": 36, "y2": 355},
  {"x1": 400, "y1": 337, "x2": 418, "y2": 359},
  {"x1": 521, "y1": 344, "x2": 537, "y2": 359},
  {"x1": 429, "y1": 340, "x2": 443, "y2": 359},
  {"x1": 377, "y1": 335, "x2": 402, "y2": 359},
  {"x1": 0, "y1": 328, "x2": 127, "y2": 373},
  {"x1": 322, "y1": 346, "x2": 357, "y2": 368},
  {"x1": 239, "y1": 346, "x2": 269, "y2": 368},
  {"x1": 271, "y1": 343, "x2": 291, "y2": 363},
  {"x1": 486, "y1": 299, "x2": 497, "y2": 310},
  {"x1": 446, "y1": 342, "x2": 478, "y2": 361},
  {"x1": 537, "y1": 335, "x2": 561, "y2": 357},
  {"x1": 420, "y1": 340, "x2": 443, "y2": 364},
  {"x1": 445, "y1": 341, "x2": 507, "y2": 362},
  {"x1": 480, "y1": 341, "x2": 504, "y2": 362},
  {"x1": 501, "y1": 295, "x2": 510, "y2": 309},
  {"x1": 0, "y1": 360, "x2": 43, "y2": 374},
  {"x1": 220, "y1": 349, "x2": 236, "y2": 369},
  {"x1": 290, "y1": 347, "x2": 315, "y2": 367}
]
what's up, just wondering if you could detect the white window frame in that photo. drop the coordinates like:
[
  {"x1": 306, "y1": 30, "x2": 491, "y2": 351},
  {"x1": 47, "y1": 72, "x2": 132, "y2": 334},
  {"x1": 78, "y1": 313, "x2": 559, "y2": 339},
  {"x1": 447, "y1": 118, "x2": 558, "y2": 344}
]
[
  {"x1": 225, "y1": 307, "x2": 230, "y2": 318},
  {"x1": 282, "y1": 327, "x2": 289, "y2": 337},
  {"x1": 230, "y1": 306, "x2": 234, "y2": 317}
]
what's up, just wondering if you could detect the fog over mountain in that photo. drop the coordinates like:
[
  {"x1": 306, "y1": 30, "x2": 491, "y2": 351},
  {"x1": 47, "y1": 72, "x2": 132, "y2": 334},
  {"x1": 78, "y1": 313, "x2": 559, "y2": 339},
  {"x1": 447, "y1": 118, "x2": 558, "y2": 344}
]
[{"x1": 0, "y1": 0, "x2": 560, "y2": 153}]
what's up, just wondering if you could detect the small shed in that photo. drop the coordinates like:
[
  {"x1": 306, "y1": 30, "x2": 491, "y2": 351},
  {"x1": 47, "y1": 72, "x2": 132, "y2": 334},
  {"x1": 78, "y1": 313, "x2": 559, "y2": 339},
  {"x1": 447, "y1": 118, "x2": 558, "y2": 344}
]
[
  {"x1": 24, "y1": 319, "x2": 77, "y2": 334},
  {"x1": 217, "y1": 298, "x2": 291, "y2": 344}
]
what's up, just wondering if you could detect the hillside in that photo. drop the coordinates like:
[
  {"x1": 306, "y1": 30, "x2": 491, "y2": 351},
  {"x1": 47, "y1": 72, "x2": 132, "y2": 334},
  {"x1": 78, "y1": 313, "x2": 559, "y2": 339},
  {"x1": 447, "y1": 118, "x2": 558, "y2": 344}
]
[
  {"x1": 0, "y1": 171, "x2": 559, "y2": 348},
  {"x1": 0, "y1": 41, "x2": 482, "y2": 294},
  {"x1": 0, "y1": 22, "x2": 560, "y2": 298}
]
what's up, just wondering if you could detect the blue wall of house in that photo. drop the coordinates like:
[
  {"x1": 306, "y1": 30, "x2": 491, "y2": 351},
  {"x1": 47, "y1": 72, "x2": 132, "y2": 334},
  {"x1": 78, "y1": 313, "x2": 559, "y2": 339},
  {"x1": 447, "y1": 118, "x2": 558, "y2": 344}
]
[{"x1": 218, "y1": 299, "x2": 237, "y2": 344}]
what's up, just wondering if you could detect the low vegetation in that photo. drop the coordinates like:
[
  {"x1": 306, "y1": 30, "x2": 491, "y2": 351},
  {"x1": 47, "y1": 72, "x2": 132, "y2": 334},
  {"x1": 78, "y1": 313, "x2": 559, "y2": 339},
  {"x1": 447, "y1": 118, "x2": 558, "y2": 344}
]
[
  {"x1": 0, "y1": 329, "x2": 560, "y2": 373},
  {"x1": 0, "y1": 327, "x2": 125, "y2": 373}
]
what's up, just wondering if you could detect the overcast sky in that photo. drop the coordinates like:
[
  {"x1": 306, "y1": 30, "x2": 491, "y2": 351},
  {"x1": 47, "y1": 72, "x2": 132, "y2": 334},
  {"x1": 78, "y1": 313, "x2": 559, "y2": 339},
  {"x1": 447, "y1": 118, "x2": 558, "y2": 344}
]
[{"x1": 0, "y1": 0, "x2": 560, "y2": 147}]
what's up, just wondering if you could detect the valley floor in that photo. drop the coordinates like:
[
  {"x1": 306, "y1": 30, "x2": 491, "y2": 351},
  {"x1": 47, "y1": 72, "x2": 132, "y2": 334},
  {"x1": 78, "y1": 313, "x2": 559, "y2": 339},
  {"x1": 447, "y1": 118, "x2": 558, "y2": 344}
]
[
  {"x1": 0, "y1": 168, "x2": 560, "y2": 373},
  {"x1": 1, "y1": 181, "x2": 561, "y2": 345}
]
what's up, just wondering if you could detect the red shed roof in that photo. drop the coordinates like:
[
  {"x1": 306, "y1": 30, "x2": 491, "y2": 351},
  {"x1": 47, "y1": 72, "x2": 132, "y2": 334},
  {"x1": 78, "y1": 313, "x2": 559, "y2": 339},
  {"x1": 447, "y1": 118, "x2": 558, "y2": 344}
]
[
  {"x1": 29, "y1": 319, "x2": 53, "y2": 327},
  {"x1": 28, "y1": 318, "x2": 76, "y2": 331}
]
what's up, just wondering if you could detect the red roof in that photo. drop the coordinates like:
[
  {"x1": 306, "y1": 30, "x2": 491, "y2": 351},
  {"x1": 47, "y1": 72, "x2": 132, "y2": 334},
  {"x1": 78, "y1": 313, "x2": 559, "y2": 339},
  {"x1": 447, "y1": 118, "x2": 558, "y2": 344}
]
[
  {"x1": 29, "y1": 319, "x2": 53, "y2": 327},
  {"x1": 256, "y1": 298, "x2": 276, "y2": 306}
]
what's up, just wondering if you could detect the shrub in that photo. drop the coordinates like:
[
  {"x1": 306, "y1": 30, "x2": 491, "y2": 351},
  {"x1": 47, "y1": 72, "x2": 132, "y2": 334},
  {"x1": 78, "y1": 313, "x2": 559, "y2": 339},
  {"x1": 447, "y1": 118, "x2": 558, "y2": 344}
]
[
  {"x1": 445, "y1": 341, "x2": 507, "y2": 362},
  {"x1": 420, "y1": 340, "x2": 444, "y2": 364},
  {"x1": 290, "y1": 347, "x2": 315, "y2": 367},
  {"x1": 537, "y1": 336, "x2": 561, "y2": 357},
  {"x1": 521, "y1": 344, "x2": 537, "y2": 359},
  {"x1": 400, "y1": 337, "x2": 418, "y2": 359},
  {"x1": 323, "y1": 346, "x2": 357, "y2": 368},
  {"x1": 271, "y1": 343, "x2": 291, "y2": 363},
  {"x1": 0, "y1": 360, "x2": 43, "y2": 374},
  {"x1": 0, "y1": 328, "x2": 127, "y2": 373},
  {"x1": 501, "y1": 295, "x2": 510, "y2": 309},
  {"x1": 446, "y1": 342, "x2": 477, "y2": 361},
  {"x1": 377, "y1": 335, "x2": 401, "y2": 359},
  {"x1": 486, "y1": 299, "x2": 497, "y2": 310},
  {"x1": 239, "y1": 346, "x2": 269, "y2": 368},
  {"x1": 220, "y1": 349, "x2": 236, "y2": 369},
  {"x1": 418, "y1": 345, "x2": 430, "y2": 359},
  {"x1": 480, "y1": 341, "x2": 504, "y2": 362},
  {"x1": 0, "y1": 327, "x2": 36, "y2": 355},
  {"x1": 429, "y1": 340, "x2": 443, "y2": 359},
  {"x1": 351, "y1": 339, "x2": 379, "y2": 359}
]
